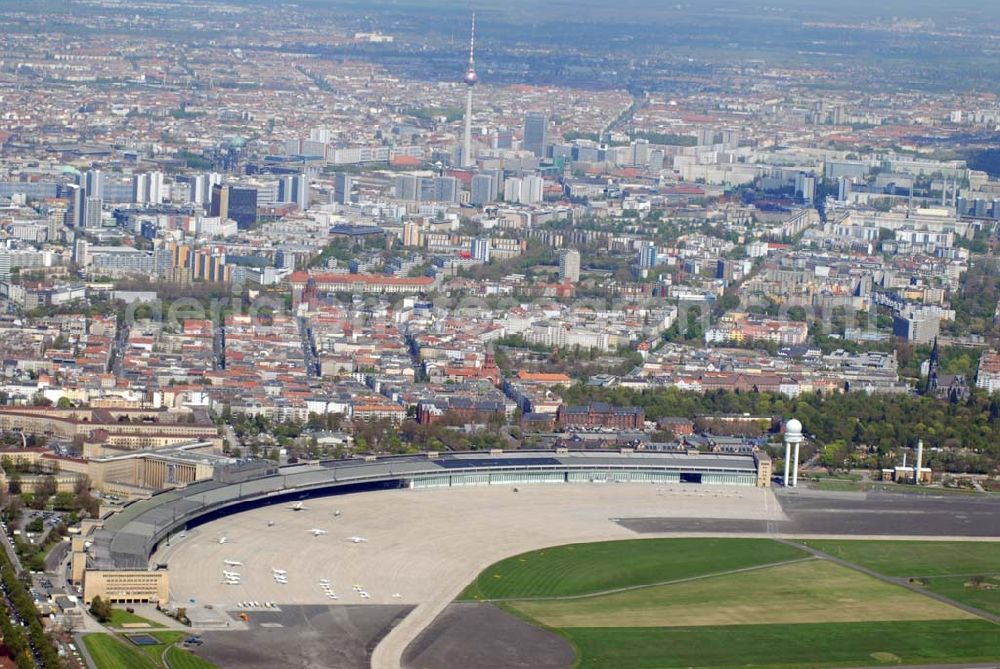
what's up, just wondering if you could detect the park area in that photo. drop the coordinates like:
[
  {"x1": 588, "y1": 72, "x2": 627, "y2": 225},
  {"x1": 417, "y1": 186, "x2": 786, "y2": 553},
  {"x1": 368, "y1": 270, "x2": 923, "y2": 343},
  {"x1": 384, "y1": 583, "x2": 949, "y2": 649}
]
[
  {"x1": 458, "y1": 537, "x2": 1000, "y2": 668},
  {"x1": 82, "y1": 629, "x2": 215, "y2": 669}
]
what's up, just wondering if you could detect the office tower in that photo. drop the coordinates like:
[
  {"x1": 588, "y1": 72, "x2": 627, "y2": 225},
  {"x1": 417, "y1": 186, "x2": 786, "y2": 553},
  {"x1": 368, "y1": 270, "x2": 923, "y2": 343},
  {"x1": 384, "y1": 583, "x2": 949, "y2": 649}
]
[
  {"x1": 211, "y1": 184, "x2": 260, "y2": 229},
  {"x1": 523, "y1": 175, "x2": 544, "y2": 204},
  {"x1": 795, "y1": 172, "x2": 816, "y2": 204},
  {"x1": 170, "y1": 181, "x2": 190, "y2": 204},
  {"x1": 418, "y1": 178, "x2": 437, "y2": 202},
  {"x1": 973, "y1": 198, "x2": 987, "y2": 218},
  {"x1": 210, "y1": 183, "x2": 229, "y2": 220},
  {"x1": 523, "y1": 112, "x2": 548, "y2": 158},
  {"x1": 47, "y1": 211, "x2": 62, "y2": 242},
  {"x1": 73, "y1": 238, "x2": 89, "y2": 266},
  {"x1": 503, "y1": 177, "x2": 522, "y2": 203},
  {"x1": 67, "y1": 184, "x2": 86, "y2": 228},
  {"x1": 132, "y1": 173, "x2": 148, "y2": 204},
  {"x1": 335, "y1": 172, "x2": 353, "y2": 205},
  {"x1": 278, "y1": 176, "x2": 292, "y2": 203},
  {"x1": 559, "y1": 249, "x2": 580, "y2": 283},
  {"x1": 495, "y1": 127, "x2": 513, "y2": 150},
  {"x1": 716, "y1": 259, "x2": 734, "y2": 281},
  {"x1": 838, "y1": 176, "x2": 852, "y2": 202},
  {"x1": 0, "y1": 250, "x2": 11, "y2": 280},
  {"x1": 84, "y1": 169, "x2": 103, "y2": 201},
  {"x1": 697, "y1": 128, "x2": 717, "y2": 146},
  {"x1": 202, "y1": 172, "x2": 223, "y2": 208},
  {"x1": 292, "y1": 174, "x2": 309, "y2": 210},
  {"x1": 639, "y1": 243, "x2": 657, "y2": 269},
  {"x1": 471, "y1": 238, "x2": 490, "y2": 263},
  {"x1": 254, "y1": 180, "x2": 278, "y2": 208},
  {"x1": 403, "y1": 221, "x2": 421, "y2": 247},
  {"x1": 277, "y1": 176, "x2": 295, "y2": 203},
  {"x1": 504, "y1": 176, "x2": 543, "y2": 205},
  {"x1": 483, "y1": 167, "x2": 504, "y2": 195},
  {"x1": 191, "y1": 174, "x2": 209, "y2": 205},
  {"x1": 149, "y1": 171, "x2": 165, "y2": 204},
  {"x1": 648, "y1": 149, "x2": 665, "y2": 172},
  {"x1": 227, "y1": 187, "x2": 258, "y2": 229},
  {"x1": 394, "y1": 175, "x2": 418, "y2": 201},
  {"x1": 461, "y1": 13, "x2": 478, "y2": 167},
  {"x1": 84, "y1": 196, "x2": 102, "y2": 229},
  {"x1": 471, "y1": 174, "x2": 496, "y2": 206},
  {"x1": 199, "y1": 174, "x2": 219, "y2": 205},
  {"x1": 434, "y1": 176, "x2": 459, "y2": 203}
]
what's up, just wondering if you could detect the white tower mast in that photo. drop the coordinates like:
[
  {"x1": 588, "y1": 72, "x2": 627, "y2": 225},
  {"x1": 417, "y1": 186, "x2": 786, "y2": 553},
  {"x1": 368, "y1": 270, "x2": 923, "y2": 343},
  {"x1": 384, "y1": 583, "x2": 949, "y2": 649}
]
[{"x1": 461, "y1": 13, "x2": 478, "y2": 168}]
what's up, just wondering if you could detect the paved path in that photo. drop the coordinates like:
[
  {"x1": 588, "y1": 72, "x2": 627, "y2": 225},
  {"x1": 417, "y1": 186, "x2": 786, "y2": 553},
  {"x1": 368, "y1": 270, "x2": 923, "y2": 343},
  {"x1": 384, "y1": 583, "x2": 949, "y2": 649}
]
[
  {"x1": 779, "y1": 539, "x2": 1000, "y2": 624},
  {"x1": 73, "y1": 632, "x2": 96, "y2": 669},
  {"x1": 0, "y1": 523, "x2": 22, "y2": 572},
  {"x1": 44, "y1": 541, "x2": 69, "y2": 573}
]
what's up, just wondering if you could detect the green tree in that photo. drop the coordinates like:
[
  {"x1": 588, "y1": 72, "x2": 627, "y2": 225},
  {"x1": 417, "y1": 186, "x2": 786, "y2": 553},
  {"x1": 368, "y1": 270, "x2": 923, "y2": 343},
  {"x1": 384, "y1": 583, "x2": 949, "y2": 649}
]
[{"x1": 89, "y1": 595, "x2": 112, "y2": 622}]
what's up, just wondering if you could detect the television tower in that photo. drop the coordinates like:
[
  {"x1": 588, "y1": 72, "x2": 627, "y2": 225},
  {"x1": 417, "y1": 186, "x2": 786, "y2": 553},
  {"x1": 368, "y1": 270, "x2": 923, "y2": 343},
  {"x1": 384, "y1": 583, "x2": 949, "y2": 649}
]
[{"x1": 461, "y1": 12, "x2": 478, "y2": 168}]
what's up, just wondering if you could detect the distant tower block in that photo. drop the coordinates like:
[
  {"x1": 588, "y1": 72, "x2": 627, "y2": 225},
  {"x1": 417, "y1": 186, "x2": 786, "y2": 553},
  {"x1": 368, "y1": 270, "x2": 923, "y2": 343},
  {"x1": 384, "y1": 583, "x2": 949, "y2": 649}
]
[
  {"x1": 783, "y1": 418, "x2": 803, "y2": 488},
  {"x1": 461, "y1": 13, "x2": 478, "y2": 168}
]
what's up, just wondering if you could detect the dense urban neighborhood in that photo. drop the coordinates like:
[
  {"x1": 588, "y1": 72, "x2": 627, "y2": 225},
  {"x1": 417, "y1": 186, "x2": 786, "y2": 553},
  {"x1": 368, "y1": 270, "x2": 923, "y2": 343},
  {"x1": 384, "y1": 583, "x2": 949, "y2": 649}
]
[{"x1": 0, "y1": 1, "x2": 997, "y2": 668}]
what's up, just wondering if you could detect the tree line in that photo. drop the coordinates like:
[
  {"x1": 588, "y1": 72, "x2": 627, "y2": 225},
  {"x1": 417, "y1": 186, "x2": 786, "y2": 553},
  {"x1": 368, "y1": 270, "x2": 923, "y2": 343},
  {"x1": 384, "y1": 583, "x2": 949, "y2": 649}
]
[{"x1": 559, "y1": 384, "x2": 1000, "y2": 473}]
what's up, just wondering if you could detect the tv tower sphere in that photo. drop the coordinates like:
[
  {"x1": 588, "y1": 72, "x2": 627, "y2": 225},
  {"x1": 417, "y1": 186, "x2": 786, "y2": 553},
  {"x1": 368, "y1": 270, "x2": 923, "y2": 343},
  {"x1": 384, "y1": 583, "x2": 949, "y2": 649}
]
[{"x1": 463, "y1": 68, "x2": 478, "y2": 86}]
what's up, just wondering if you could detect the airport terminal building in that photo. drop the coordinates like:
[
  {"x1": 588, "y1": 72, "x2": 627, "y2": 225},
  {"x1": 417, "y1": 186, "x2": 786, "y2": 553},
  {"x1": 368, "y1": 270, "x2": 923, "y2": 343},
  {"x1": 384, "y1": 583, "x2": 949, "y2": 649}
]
[{"x1": 79, "y1": 449, "x2": 771, "y2": 604}]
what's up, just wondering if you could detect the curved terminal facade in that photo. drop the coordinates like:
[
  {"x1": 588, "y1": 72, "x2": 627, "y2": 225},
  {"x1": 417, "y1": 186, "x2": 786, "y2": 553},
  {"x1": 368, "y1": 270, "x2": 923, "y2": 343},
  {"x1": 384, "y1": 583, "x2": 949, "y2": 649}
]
[{"x1": 79, "y1": 449, "x2": 770, "y2": 603}]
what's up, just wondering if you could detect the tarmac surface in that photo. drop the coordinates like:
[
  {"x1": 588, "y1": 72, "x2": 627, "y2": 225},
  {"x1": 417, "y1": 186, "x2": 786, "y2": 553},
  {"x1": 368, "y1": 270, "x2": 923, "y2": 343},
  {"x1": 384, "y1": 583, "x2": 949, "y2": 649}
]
[
  {"x1": 160, "y1": 483, "x2": 1000, "y2": 669},
  {"x1": 401, "y1": 602, "x2": 573, "y2": 669},
  {"x1": 620, "y1": 488, "x2": 1000, "y2": 537},
  {"x1": 161, "y1": 483, "x2": 781, "y2": 669},
  {"x1": 193, "y1": 604, "x2": 410, "y2": 669}
]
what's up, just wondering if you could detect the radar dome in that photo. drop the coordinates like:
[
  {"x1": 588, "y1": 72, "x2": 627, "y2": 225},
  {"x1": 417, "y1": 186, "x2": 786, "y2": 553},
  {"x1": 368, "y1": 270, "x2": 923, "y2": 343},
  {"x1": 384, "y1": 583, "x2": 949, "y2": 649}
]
[{"x1": 785, "y1": 418, "x2": 802, "y2": 436}]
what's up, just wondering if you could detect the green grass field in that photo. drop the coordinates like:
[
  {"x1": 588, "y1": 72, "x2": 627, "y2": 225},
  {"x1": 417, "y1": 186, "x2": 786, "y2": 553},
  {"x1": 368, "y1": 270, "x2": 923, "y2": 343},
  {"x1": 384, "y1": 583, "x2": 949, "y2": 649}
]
[
  {"x1": 564, "y1": 620, "x2": 1000, "y2": 669},
  {"x1": 802, "y1": 540, "x2": 1000, "y2": 576},
  {"x1": 462, "y1": 537, "x2": 1000, "y2": 668},
  {"x1": 133, "y1": 632, "x2": 186, "y2": 664},
  {"x1": 83, "y1": 631, "x2": 197, "y2": 669},
  {"x1": 165, "y1": 646, "x2": 216, "y2": 669},
  {"x1": 458, "y1": 538, "x2": 806, "y2": 600},
  {"x1": 108, "y1": 607, "x2": 165, "y2": 628},
  {"x1": 511, "y1": 560, "x2": 972, "y2": 628},
  {"x1": 83, "y1": 634, "x2": 159, "y2": 669},
  {"x1": 802, "y1": 540, "x2": 1000, "y2": 615}
]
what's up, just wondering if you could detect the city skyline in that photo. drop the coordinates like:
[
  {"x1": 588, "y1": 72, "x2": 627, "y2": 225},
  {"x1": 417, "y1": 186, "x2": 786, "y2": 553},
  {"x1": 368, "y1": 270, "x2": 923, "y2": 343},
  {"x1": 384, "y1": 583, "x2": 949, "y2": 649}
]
[{"x1": 0, "y1": 2, "x2": 997, "y2": 669}]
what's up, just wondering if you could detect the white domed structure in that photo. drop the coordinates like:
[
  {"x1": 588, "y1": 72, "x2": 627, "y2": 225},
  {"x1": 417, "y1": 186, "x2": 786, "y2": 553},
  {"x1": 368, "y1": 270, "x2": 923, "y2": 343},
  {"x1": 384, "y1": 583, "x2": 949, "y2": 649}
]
[{"x1": 783, "y1": 417, "x2": 803, "y2": 487}]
